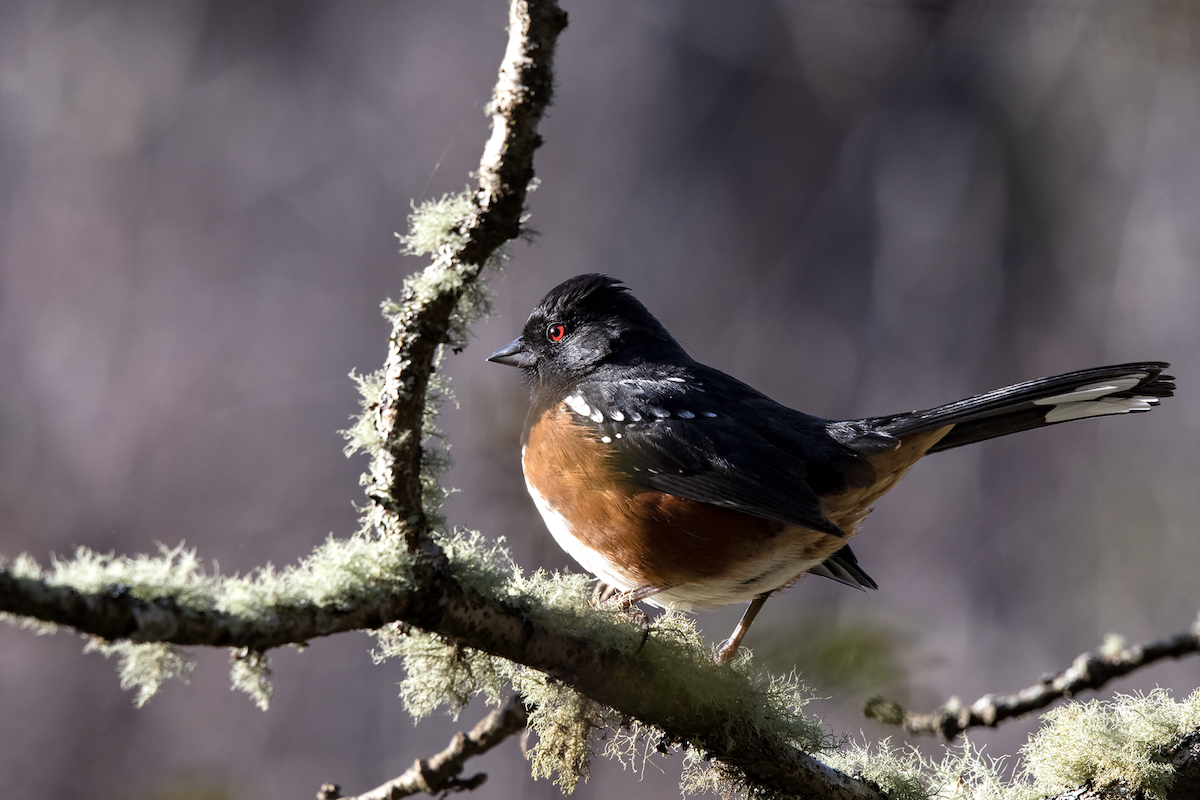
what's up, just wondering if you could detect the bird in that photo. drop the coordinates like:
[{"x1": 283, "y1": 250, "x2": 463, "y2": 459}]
[{"x1": 487, "y1": 274, "x2": 1174, "y2": 664}]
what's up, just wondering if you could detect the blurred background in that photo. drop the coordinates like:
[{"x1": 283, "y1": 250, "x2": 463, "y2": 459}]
[{"x1": 1, "y1": 1, "x2": 1198, "y2": 798}]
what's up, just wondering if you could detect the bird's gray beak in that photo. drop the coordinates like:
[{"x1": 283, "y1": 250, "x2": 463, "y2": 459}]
[{"x1": 487, "y1": 336, "x2": 536, "y2": 368}]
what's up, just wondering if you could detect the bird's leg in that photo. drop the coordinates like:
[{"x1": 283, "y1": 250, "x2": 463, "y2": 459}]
[{"x1": 716, "y1": 592, "x2": 770, "y2": 664}]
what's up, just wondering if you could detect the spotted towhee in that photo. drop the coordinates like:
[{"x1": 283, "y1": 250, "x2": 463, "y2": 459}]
[{"x1": 488, "y1": 274, "x2": 1174, "y2": 663}]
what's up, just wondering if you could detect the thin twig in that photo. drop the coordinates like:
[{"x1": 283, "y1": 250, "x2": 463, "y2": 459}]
[
  {"x1": 866, "y1": 627, "x2": 1200, "y2": 740},
  {"x1": 322, "y1": 695, "x2": 530, "y2": 800}
]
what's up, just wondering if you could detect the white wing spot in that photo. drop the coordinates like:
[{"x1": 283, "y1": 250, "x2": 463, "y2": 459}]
[
  {"x1": 651, "y1": 408, "x2": 670, "y2": 419},
  {"x1": 564, "y1": 393, "x2": 591, "y2": 418},
  {"x1": 600, "y1": 435, "x2": 612, "y2": 443},
  {"x1": 677, "y1": 410, "x2": 695, "y2": 419},
  {"x1": 703, "y1": 411, "x2": 718, "y2": 418},
  {"x1": 590, "y1": 408, "x2": 604, "y2": 423},
  {"x1": 630, "y1": 411, "x2": 643, "y2": 422},
  {"x1": 667, "y1": 376, "x2": 685, "y2": 383},
  {"x1": 610, "y1": 410, "x2": 625, "y2": 421}
]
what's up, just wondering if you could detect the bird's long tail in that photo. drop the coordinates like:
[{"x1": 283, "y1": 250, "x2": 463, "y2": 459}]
[{"x1": 870, "y1": 362, "x2": 1174, "y2": 452}]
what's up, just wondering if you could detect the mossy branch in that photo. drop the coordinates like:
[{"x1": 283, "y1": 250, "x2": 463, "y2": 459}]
[
  {"x1": 0, "y1": 530, "x2": 882, "y2": 799},
  {"x1": 1041, "y1": 726, "x2": 1200, "y2": 800},
  {"x1": 356, "y1": 0, "x2": 567, "y2": 553},
  {"x1": 825, "y1": 690, "x2": 1200, "y2": 800},
  {"x1": 1027, "y1": 690, "x2": 1200, "y2": 800},
  {"x1": 866, "y1": 625, "x2": 1200, "y2": 741}
]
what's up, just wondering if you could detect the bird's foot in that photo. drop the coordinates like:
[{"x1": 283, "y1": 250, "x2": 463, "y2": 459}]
[
  {"x1": 714, "y1": 593, "x2": 770, "y2": 665},
  {"x1": 593, "y1": 583, "x2": 659, "y2": 653}
]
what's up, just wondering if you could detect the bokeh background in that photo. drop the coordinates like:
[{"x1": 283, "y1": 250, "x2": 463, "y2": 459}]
[{"x1": 2, "y1": 1, "x2": 1198, "y2": 798}]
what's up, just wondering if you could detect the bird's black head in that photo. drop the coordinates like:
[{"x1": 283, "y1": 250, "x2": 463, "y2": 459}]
[{"x1": 488, "y1": 274, "x2": 689, "y2": 390}]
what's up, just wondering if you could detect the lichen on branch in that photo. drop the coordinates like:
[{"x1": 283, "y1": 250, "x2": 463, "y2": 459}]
[{"x1": 346, "y1": 0, "x2": 567, "y2": 557}]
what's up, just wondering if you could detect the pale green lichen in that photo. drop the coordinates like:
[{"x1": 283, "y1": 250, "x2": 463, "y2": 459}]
[
  {"x1": 341, "y1": 368, "x2": 387, "y2": 460},
  {"x1": 5, "y1": 530, "x2": 418, "y2": 706},
  {"x1": 524, "y1": 678, "x2": 613, "y2": 793},
  {"x1": 374, "y1": 610, "x2": 606, "y2": 794},
  {"x1": 379, "y1": 627, "x2": 510, "y2": 720},
  {"x1": 1100, "y1": 632, "x2": 1127, "y2": 658},
  {"x1": 679, "y1": 747, "x2": 740, "y2": 799},
  {"x1": 1022, "y1": 688, "x2": 1200, "y2": 800},
  {"x1": 372, "y1": 530, "x2": 604, "y2": 730},
  {"x1": 377, "y1": 622, "x2": 608, "y2": 794},
  {"x1": 8, "y1": 552, "x2": 45, "y2": 579},
  {"x1": 812, "y1": 736, "x2": 1037, "y2": 800},
  {"x1": 600, "y1": 714, "x2": 666, "y2": 780},
  {"x1": 810, "y1": 688, "x2": 1200, "y2": 800},
  {"x1": 0, "y1": 612, "x2": 60, "y2": 636},
  {"x1": 84, "y1": 640, "x2": 195, "y2": 708},
  {"x1": 396, "y1": 190, "x2": 474, "y2": 257},
  {"x1": 818, "y1": 739, "x2": 947, "y2": 800},
  {"x1": 40, "y1": 542, "x2": 220, "y2": 609},
  {"x1": 673, "y1": 653, "x2": 830, "y2": 799},
  {"x1": 230, "y1": 649, "x2": 274, "y2": 711}
]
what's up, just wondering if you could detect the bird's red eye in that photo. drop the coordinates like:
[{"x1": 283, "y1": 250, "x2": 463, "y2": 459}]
[{"x1": 547, "y1": 323, "x2": 567, "y2": 342}]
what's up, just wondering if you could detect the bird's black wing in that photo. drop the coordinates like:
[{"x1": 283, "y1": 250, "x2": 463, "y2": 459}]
[{"x1": 570, "y1": 367, "x2": 870, "y2": 538}]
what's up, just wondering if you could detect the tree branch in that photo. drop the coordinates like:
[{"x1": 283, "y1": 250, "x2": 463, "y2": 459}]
[
  {"x1": 321, "y1": 695, "x2": 530, "y2": 800},
  {"x1": 866, "y1": 627, "x2": 1200, "y2": 740},
  {"x1": 362, "y1": 0, "x2": 568, "y2": 552},
  {"x1": 0, "y1": 548, "x2": 886, "y2": 799}
]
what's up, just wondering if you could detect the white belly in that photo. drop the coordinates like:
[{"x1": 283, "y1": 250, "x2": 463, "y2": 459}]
[{"x1": 524, "y1": 474, "x2": 638, "y2": 591}]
